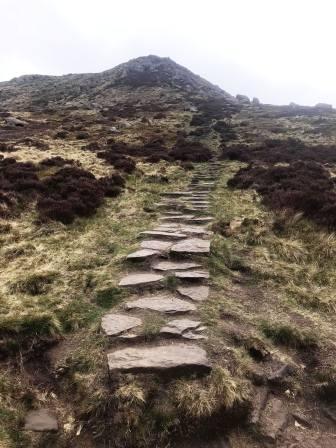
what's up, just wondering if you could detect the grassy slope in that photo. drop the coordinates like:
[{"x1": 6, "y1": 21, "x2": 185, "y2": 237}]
[
  {"x1": 0, "y1": 161, "x2": 191, "y2": 448},
  {"x1": 2, "y1": 102, "x2": 336, "y2": 447}
]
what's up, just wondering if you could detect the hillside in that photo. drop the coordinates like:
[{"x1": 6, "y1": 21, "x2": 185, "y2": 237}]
[{"x1": 1, "y1": 56, "x2": 336, "y2": 448}]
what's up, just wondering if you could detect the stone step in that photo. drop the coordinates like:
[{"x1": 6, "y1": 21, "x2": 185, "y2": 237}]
[
  {"x1": 160, "y1": 215, "x2": 195, "y2": 221},
  {"x1": 177, "y1": 285, "x2": 210, "y2": 302},
  {"x1": 141, "y1": 240, "x2": 173, "y2": 251},
  {"x1": 151, "y1": 261, "x2": 202, "y2": 271},
  {"x1": 101, "y1": 313, "x2": 142, "y2": 336},
  {"x1": 174, "y1": 270, "x2": 209, "y2": 280},
  {"x1": 119, "y1": 272, "x2": 164, "y2": 287},
  {"x1": 107, "y1": 344, "x2": 211, "y2": 374},
  {"x1": 170, "y1": 238, "x2": 211, "y2": 255},
  {"x1": 187, "y1": 217, "x2": 213, "y2": 223},
  {"x1": 160, "y1": 319, "x2": 206, "y2": 339},
  {"x1": 127, "y1": 248, "x2": 161, "y2": 260},
  {"x1": 139, "y1": 230, "x2": 187, "y2": 240},
  {"x1": 154, "y1": 225, "x2": 212, "y2": 237},
  {"x1": 161, "y1": 191, "x2": 194, "y2": 197},
  {"x1": 125, "y1": 294, "x2": 196, "y2": 314}
]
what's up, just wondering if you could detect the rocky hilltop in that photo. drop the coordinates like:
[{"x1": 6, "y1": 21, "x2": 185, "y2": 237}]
[{"x1": 0, "y1": 55, "x2": 236, "y2": 111}]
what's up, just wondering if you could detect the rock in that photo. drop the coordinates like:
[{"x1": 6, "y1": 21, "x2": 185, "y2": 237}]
[
  {"x1": 160, "y1": 319, "x2": 206, "y2": 339},
  {"x1": 252, "y1": 97, "x2": 260, "y2": 105},
  {"x1": 101, "y1": 313, "x2": 142, "y2": 336},
  {"x1": 125, "y1": 295, "x2": 196, "y2": 314},
  {"x1": 152, "y1": 261, "x2": 202, "y2": 271},
  {"x1": 259, "y1": 396, "x2": 288, "y2": 440},
  {"x1": 315, "y1": 103, "x2": 333, "y2": 110},
  {"x1": 5, "y1": 117, "x2": 27, "y2": 127},
  {"x1": 107, "y1": 343, "x2": 211, "y2": 374},
  {"x1": 177, "y1": 285, "x2": 209, "y2": 301},
  {"x1": 127, "y1": 249, "x2": 160, "y2": 260},
  {"x1": 119, "y1": 272, "x2": 164, "y2": 287},
  {"x1": 292, "y1": 412, "x2": 313, "y2": 428},
  {"x1": 236, "y1": 94, "x2": 251, "y2": 104},
  {"x1": 160, "y1": 319, "x2": 202, "y2": 336},
  {"x1": 24, "y1": 409, "x2": 58, "y2": 432},
  {"x1": 141, "y1": 240, "x2": 172, "y2": 251},
  {"x1": 249, "y1": 387, "x2": 269, "y2": 425},
  {"x1": 183, "y1": 331, "x2": 207, "y2": 340},
  {"x1": 160, "y1": 215, "x2": 195, "y2": 221},
  {"x1": 170, "y1": 238, "x2": 210, "y2": 255},
  {"x1": 139, "y1": 230, "x2": 187, "y2": 239},
  {"x1": 174, "y1": 270, "x2": 209, "y2": 280},
  {"x1": 229, "y1": 217, "x2": 244, "y2": 232},
  {"x1": 267, "y1": 363, "x2": 293, "y2": 384}
]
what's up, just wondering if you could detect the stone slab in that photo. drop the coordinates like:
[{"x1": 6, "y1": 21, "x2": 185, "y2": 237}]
[
  {"x1": 119, "y1": 272, "x2": 164, "y2": 287},
  {"x1": 24, "y1": 409, "x2": 58, "y2": 432},
  {"x1": 177, "y1": 285, "x2": 210, "y2": 301},
  {"x1": 152, "y1": 261, "x2": 202, "y2": 271},
  {"x1": 170, "y1": 238, "x2": 210, "y2": 255},
  {"x1": 160, "y1": 215, "x2": 195, "y2": 221},
  {"x1": 125, "y1": 295, "x2": 196, "y2": 314},
  {"x1": 107, "y1": 344, "x2": 211, "y2": 374},
  {"x1": 160, "y1": 319, "x2": 202, "y2": 336},
  {"x1": 127, "y1": 249, "x2": 160, "y2": 260},
  {"x1": 174, "y1": 270, "x2": 209, "y2": 280},
  {"x1": 101, "y1": 313, "x2": 142, "y2": 336},
  {"x1": 141, "y1": 240, "x2": 172, "y2": 251}
]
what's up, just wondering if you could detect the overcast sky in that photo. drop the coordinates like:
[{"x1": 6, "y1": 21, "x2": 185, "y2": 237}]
[{"x1": 1, "y1": 0, "x2": 335, "y2": 106}]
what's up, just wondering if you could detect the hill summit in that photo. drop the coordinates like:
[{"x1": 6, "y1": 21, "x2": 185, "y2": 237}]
[{"x1": 0, "y1": 55, "x2": 236, "y2": 111}]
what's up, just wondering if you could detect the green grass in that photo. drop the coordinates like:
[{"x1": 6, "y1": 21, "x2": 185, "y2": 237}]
[
  {"x1": 261, "y1": 321, "x2": 318, "y2": 349},
  {"x1": 95, "y1": 286, "x2": 125, "y2": 309}
]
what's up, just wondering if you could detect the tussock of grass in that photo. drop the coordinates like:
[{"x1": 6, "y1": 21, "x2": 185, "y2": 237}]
[
  {"x1": 172, "y1": 367, "x2": 250, "y2": 419},
  {"x1": 141, "y1": 315, "x2": 166, "y2": 340},
  {"x1": 9, "y1": 272, "x2": 57, "y2": 296},
  {"x1": 261, "y1": 321, "x2": 318, "y2": 349},
  {"x1": 95, "y1": 287, "x2": 125, "y2": 309}
]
